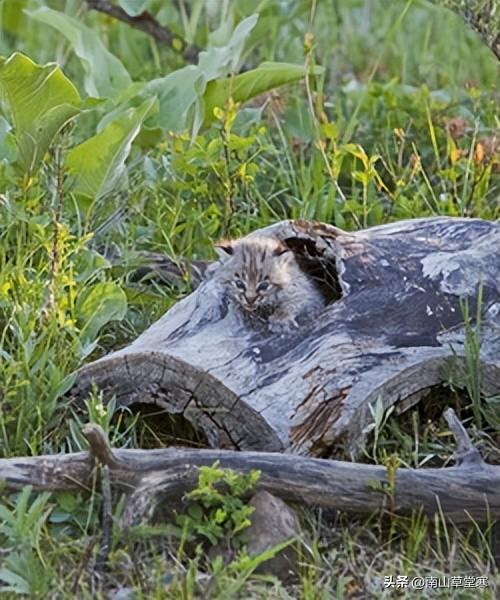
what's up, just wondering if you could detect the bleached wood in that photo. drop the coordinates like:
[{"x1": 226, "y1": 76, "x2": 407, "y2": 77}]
[{"x1": 0, "y1": 419, "x2": 498, "y2": 525}]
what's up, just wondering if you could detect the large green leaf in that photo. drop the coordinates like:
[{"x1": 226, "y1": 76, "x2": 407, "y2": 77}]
[
  {"x1": 197, "y1": 14, "x2": 258, "y2": 80},
  {"x1": 1, "y1": 0, "x2": 28, "y2": 36},
  {"x1": 92, "y1": 13, "x2": 259, "y2": 140},
  {"x1": 203, "y1": 61, "x2": 323, "y2": 126},
  {"x1": 143, "y1": 66, "x2": 206, "y2": 133},
  {"x1": 93, "y1": 66, "x2": 206, "y2": 141},
  {"x1": 107, "y1": 60, "x2": 320, "y2": 142},
  {"x1": 75, "y1": 282, "x2": 127, "y2": 343},
  {"x1": 133, "y1": 15, "x2": 258, "y2": 137},
  {"x1": 27, "y1": 7, "x2": 131, "y2": 98},
  {"x1": 0, "y1": 52, "x2": 80, "y2": 175},
  {"x1": 66, "y1": 96, "x2": 157, "y2": 198}
]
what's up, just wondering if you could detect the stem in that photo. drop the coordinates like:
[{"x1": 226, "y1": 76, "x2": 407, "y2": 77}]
[
  {"x1": 48, "y1": 146, "x2": 64, "y2": 312},
  {"x1": 220, "y1": 127, "x2": 235, "y2": 235},
  {"x1": 363, "y1": 182, "x2": 368, "y2": 228}
]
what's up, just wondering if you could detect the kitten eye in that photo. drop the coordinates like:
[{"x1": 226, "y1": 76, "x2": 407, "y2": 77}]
[
  {"x1": 233, "y1": 279, "x2": 246, "y2": 290},
  {"x1": 256, "y1": 281, "x2": 270, "y2": 292}
]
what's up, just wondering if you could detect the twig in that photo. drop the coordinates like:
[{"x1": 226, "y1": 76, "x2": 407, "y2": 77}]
[
  {"x1": 85, "y1": 0, "x2": 200, "y2": 63},
  {"x1": 71, "y1": 536, "x2": 98, "y2": 594},
  {"x1": 82, "y1": 423, "x2": 121, "y2": 470},
  {"x1": 82, "y1": 426, "x2": 115, "y2": 571},
  {"x1": 443, "y1": 407, "x2": 484, "y2": 467},
  {"x1": 95, "y1": 466, "x2": 113, "y2": 571}
]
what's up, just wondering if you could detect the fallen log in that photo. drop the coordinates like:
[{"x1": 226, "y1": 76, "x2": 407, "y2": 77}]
[
  {"x1": 71, "y1": 217, "x2": 500, "y2": 458},
  {"x1": 0, "y1": 411, "x2": 498, "y2": 525}
]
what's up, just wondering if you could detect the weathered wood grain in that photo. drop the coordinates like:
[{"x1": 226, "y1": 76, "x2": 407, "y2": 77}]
[
  {"x1": 72, "y1": 217, "x2": 500, "y2": 457},
  {"x1": 0, "y1": 419, "x2": 498, "y2": 525}
]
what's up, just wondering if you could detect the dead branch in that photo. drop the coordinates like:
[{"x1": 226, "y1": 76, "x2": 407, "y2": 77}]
[
  {"x1": 82, "y1": 423, "x2": 121, "y2": 469},
  {"x1": 0, "y1": 412, "x2": 499, "y2": 525},
  {"x1": 85, "y1": 0, "x2": 200, "y2": 63},
  {"x1": 95, "y1": 465, "x2": 113, "y2": 571}
]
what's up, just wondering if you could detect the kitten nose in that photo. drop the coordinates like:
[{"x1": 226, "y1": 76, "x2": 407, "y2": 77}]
[{"x1": 245, "y1": 295, "x2": 257, "y2": 308}]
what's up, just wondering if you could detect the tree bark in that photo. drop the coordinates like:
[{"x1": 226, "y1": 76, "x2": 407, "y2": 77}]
[
  {"x1": 71, "y1": 218, "x2": 500, "y2": 458},
  {"x1": 0, "y1": 415, "x2": 498, "y2": 526}
]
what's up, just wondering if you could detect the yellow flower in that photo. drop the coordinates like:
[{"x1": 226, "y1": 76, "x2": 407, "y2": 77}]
[
  {"x1": 474, "y1": 142, "x2": 485, "y2": 164},
  {"x1": 213, "y1": 107, "x2": 225, "y2": 121},
  {"x1": 450, "y1": 146, "x2": 463, "y2": 165}
]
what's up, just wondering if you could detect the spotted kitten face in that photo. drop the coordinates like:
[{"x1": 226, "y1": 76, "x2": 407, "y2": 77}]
[{"x1": 214, "y1": 237, "x2": 294, "y2": 312}]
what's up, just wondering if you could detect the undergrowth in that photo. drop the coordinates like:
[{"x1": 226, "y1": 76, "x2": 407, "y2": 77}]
[{"x1": 0, "y1": 0, "x2": 498, "y2": 597}]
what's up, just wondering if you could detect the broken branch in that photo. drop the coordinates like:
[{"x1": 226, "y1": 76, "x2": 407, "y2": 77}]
[
  {"x1": 443, "y1": 407, "x2": 484, "y2": 467},
  {"x1": 0, "y1": 414, "x2": 498, "y2": 524},
  {"x1": 85, "y1": 0, "x2": 200, "y2": 63}
]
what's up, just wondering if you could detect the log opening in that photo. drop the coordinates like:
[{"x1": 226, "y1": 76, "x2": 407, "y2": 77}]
[
  {"x1": 119, "y1": 403, "x2": 209, "y2": 449},
  {"x1": 282, "y1": 234, "x2": 342, "y2": 305}
]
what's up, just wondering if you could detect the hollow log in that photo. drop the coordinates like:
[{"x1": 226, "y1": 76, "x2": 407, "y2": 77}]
[{"x1": 72, "y1": 217, "x2": 500, "y2": 458}]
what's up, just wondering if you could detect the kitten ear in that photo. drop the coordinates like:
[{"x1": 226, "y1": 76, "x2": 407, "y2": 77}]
[
  {"x1": 214, "y1": 240, "x2": 235, "y2": 261},
  {"x1": 273, "y1": 242, "x2": 291, "y2": 257}
]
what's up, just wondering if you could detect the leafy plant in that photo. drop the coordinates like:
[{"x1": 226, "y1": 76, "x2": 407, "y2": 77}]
[
  {"x1": 175, "y1": 461, "x2": 260, "y2": 547},
  {"x1": 458, "y1": 287, "x2": 484, "y2": 426},
  {"x1": 67, "y1": 96, "x2": 158, "y2": 200},
  {"x1": 0, "y1": 0, "x2": 498, "y2": 596},
  {"x1": 0, "y1": 487, "x2": 54, "y2": 595},
  {"x1": 28, "y1": 6, "x2": 132, "y2": 98},
  {"x1": 446, "y1": 284, "x2": 500, "y2": 432},
  {"x1": 0, "y1": 52, "x2": 80, "y2": 177},
  {"x1": 363, "y1": 396, "x2": 395, "y2": 463}
]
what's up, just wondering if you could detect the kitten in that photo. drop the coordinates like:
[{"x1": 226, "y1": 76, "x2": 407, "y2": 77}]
[{"x1": 212, "y1": 237, "x2": 325, "y2": 332}]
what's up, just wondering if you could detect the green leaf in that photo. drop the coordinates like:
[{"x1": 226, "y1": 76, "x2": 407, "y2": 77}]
[
  {"x1": 107, "y1": 14, "x2": 259, "y2": 138},
  {"x1": 143, "y1": 66, "x2": 206, "y2": 135},
  {"x1": 27, "y1": 7, "x2": 131, "y2": 98},
  {"x1": 118, "y1": 0, "x2": 149, "y2": 16},
  {"x1": 66, "y1": 96, "x2": 157, "y2": 199},
  {"x1": 0, "y1": 52, "x2": 80, "y2": 175},
  {"x1": 76, "y1": 282, "x2": 127, "y2": 343},
  {"x1": 97, "y1": 66, "x2": 206, "y2": 140},
  {"x1": 198, "y1": 14, "x2": 259, "y2": 80},
  {"x1": 0, "y1": 568, "x2": 31, "y2": 595},
  {"x1": 1, "y1": 0, "x2": 29, "y2": 36},
  {"x1": 188, "y1": 504, "x2": 203, "y2": 520},
  {"x1": 203, "y1": 61, "x2": 323, "y2": 126}
]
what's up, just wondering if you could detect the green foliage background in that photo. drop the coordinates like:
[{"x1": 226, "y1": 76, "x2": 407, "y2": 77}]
[{"x1": 0, "y1": 0, "x2": 498, "y2": 597}]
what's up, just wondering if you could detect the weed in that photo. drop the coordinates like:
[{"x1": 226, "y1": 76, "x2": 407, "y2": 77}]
[{"x1": 0, "y1": 0, "x2": 498, "y2": 597}]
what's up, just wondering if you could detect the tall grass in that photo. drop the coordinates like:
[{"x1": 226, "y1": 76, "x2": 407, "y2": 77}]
[{"x1": 0, "y1": 0, "x2": 498, "y2": 597}]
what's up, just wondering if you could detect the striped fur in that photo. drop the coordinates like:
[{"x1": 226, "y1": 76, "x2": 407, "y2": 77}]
[{"x1": 213, "y1": 237, "x2": 325, "y2": 331}]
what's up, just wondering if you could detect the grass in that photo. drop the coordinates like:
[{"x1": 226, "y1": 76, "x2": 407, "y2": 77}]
[{"x1": 0, "y1": 0, "x2": 499, "y2": 597}]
